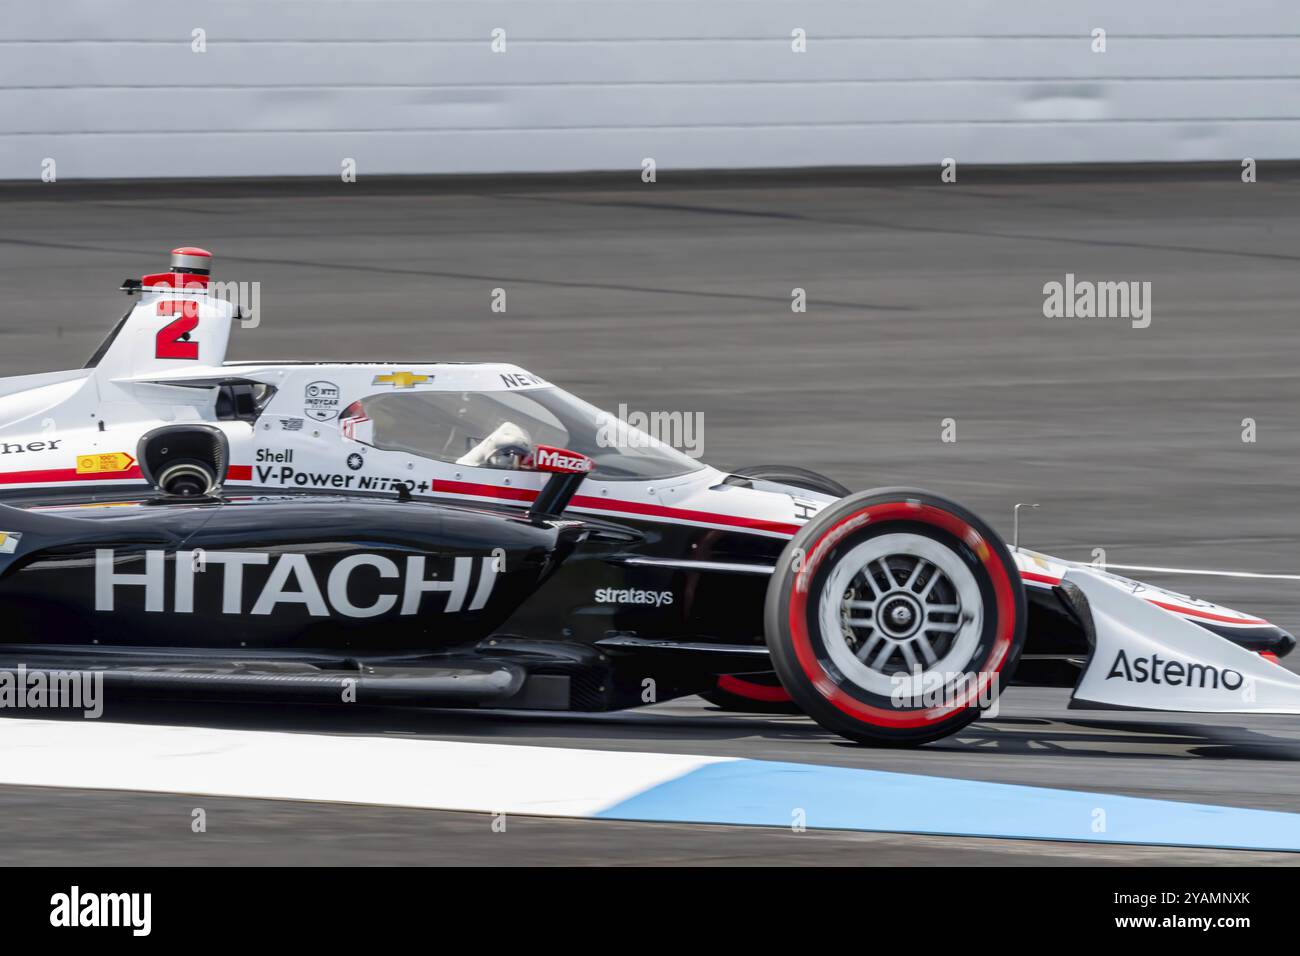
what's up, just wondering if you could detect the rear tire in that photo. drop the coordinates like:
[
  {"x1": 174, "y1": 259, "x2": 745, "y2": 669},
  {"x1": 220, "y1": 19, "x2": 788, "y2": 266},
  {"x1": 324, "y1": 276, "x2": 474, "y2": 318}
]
[{"x1": 765, "y1": 488, "x2": 1026, "y2": 746}]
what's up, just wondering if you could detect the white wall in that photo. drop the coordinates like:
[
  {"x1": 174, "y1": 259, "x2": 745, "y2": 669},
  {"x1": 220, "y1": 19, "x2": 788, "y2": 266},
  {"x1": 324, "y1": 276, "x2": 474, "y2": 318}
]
[{"x1": 3, "y1": 0, "x2": 1298, "y2": 180}]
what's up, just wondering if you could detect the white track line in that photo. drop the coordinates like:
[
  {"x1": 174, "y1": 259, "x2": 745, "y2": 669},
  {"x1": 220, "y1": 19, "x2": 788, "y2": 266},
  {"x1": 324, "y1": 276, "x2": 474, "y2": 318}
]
[{"x1": 0, "y1": 718, "x2": 731, "y2": 816}]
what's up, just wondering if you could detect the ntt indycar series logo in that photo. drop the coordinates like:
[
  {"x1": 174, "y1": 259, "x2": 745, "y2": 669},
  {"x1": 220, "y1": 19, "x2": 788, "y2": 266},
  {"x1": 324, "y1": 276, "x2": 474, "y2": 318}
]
[
  {"x1": 1106, "y1": 649, "x2": 1245, "y2": 691},
  {"x1": 304, "y1": 381, "x2": 341, "y2": 421}
]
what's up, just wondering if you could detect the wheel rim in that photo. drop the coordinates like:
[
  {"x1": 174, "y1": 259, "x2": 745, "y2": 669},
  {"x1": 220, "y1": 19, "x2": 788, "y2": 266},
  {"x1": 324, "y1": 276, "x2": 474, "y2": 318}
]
[{"x1": 817, "y1": 532, "x2": 983, "y2": 698}]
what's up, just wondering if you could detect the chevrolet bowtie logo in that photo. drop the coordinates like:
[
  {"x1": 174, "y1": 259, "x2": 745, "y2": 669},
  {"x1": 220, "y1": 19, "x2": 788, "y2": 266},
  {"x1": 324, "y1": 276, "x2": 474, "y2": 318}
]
[{"x1": 373, "y1": 371, "x2": 432, "y2": 389}]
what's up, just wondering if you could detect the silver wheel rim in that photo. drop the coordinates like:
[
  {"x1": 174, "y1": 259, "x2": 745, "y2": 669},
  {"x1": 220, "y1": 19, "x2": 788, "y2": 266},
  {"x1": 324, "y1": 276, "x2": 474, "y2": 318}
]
[{"x1": 817, "y1": 532, "x2": 984, "y2": 699}]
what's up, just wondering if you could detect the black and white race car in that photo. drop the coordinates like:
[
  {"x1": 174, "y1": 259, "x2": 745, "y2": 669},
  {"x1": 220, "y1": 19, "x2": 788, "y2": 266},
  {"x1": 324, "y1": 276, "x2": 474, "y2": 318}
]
[{"x1": 0, "y1": 246, "x2": 1297, "y2": 746}]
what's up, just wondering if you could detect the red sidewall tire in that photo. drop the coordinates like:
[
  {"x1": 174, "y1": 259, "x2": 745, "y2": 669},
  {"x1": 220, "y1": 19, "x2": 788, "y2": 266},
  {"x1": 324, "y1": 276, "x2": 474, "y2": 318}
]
[
  {"x1": 701, "y1": 674, "x2": 801, "y2": 714},
  {"x1": 765, "y1": 488, "x2": 1026, "y2": 746}
]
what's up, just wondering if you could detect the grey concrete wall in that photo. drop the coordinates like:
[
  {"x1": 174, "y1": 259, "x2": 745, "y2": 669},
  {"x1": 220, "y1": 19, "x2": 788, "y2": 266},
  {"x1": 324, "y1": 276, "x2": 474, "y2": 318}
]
[{"x1": 2, "y1": 1, "x2": 1297, "y2": 179}]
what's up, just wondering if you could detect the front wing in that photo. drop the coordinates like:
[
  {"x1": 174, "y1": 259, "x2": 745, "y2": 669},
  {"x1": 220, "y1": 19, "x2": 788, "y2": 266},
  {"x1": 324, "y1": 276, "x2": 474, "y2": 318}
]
[{"x1": 1065, "y1": 568, "x2": 1300, "y2": 714}]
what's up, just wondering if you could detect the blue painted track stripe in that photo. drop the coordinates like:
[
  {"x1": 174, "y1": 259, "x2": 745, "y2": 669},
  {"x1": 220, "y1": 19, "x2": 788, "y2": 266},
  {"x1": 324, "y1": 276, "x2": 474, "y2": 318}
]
[{"x1": 597, "y1": 760, "x2": 1300, "y2": 851}]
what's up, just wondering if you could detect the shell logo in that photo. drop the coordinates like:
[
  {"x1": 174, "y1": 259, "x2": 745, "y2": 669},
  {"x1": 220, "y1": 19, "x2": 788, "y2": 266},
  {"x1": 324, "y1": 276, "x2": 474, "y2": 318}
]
[{"x1": 75, "y1": 453, "x2": 136, "y2": 475}]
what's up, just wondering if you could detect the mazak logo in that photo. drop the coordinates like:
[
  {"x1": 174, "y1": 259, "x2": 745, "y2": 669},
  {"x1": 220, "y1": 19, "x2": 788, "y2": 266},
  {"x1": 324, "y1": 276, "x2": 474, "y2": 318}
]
[
  {"x1": 1106, "y1": 649, "x2": 1244, "y2": 690},
  {"x1": 535, "y1": 446, "x2": 593, "y2": 473},
  {"x1": 95, "y1": 549, "x2": 499, "y2": 618},
  {"x1": 594, "y1": 587, "x2": 674, "y2": 608}
]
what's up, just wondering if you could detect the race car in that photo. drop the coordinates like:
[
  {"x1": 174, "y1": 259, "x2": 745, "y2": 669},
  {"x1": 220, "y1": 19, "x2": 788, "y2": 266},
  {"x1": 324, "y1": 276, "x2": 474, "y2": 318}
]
[{"x1": 1, "y1": 246, "x2": 1299, "y2": 746}]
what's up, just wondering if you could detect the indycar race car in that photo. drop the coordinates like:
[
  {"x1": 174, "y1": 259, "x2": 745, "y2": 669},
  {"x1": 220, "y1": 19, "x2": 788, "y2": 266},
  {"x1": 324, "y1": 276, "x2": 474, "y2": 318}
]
[{"x1": 1, "y1": 246, "x2": 1299, "y2": 746}]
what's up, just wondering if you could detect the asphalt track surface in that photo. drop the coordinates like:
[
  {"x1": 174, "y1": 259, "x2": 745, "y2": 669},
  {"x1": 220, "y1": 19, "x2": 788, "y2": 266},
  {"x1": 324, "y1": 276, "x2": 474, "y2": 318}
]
[{"x1": 3, "y1": 168, "x2": 1300, "y2": 864}]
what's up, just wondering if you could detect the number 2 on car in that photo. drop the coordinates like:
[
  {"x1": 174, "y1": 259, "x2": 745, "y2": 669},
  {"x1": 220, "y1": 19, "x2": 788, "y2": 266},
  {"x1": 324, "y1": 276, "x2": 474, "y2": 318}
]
[{"x1": 155, "y1": 300, "x2": 200, "y2": 360}]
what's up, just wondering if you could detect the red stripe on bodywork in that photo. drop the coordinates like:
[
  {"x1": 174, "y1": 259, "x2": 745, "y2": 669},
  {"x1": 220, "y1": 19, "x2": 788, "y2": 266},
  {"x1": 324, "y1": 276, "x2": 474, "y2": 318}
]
[
  {"x1": 431, "y1": 479, "x2": 538, "y2": 503},
  {"x1": 0, "y1": 466, "x2": 145, "y2": 485},
  {"x1": 1146, "y1": 599, "x2": 1267, "y2": 626},
  {"x1": 1020, "y1": 570, "x2": 1061, "y2": 586},
  {"x1": 1019, "y1": 568, "x2": 1269, "y2": 626},
  {"x1": 429, "y1": 478, "x2": 802, "y2": 534},
  {"x1": 0, "y1": 464, "x2": 253, "y2": 485}
]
